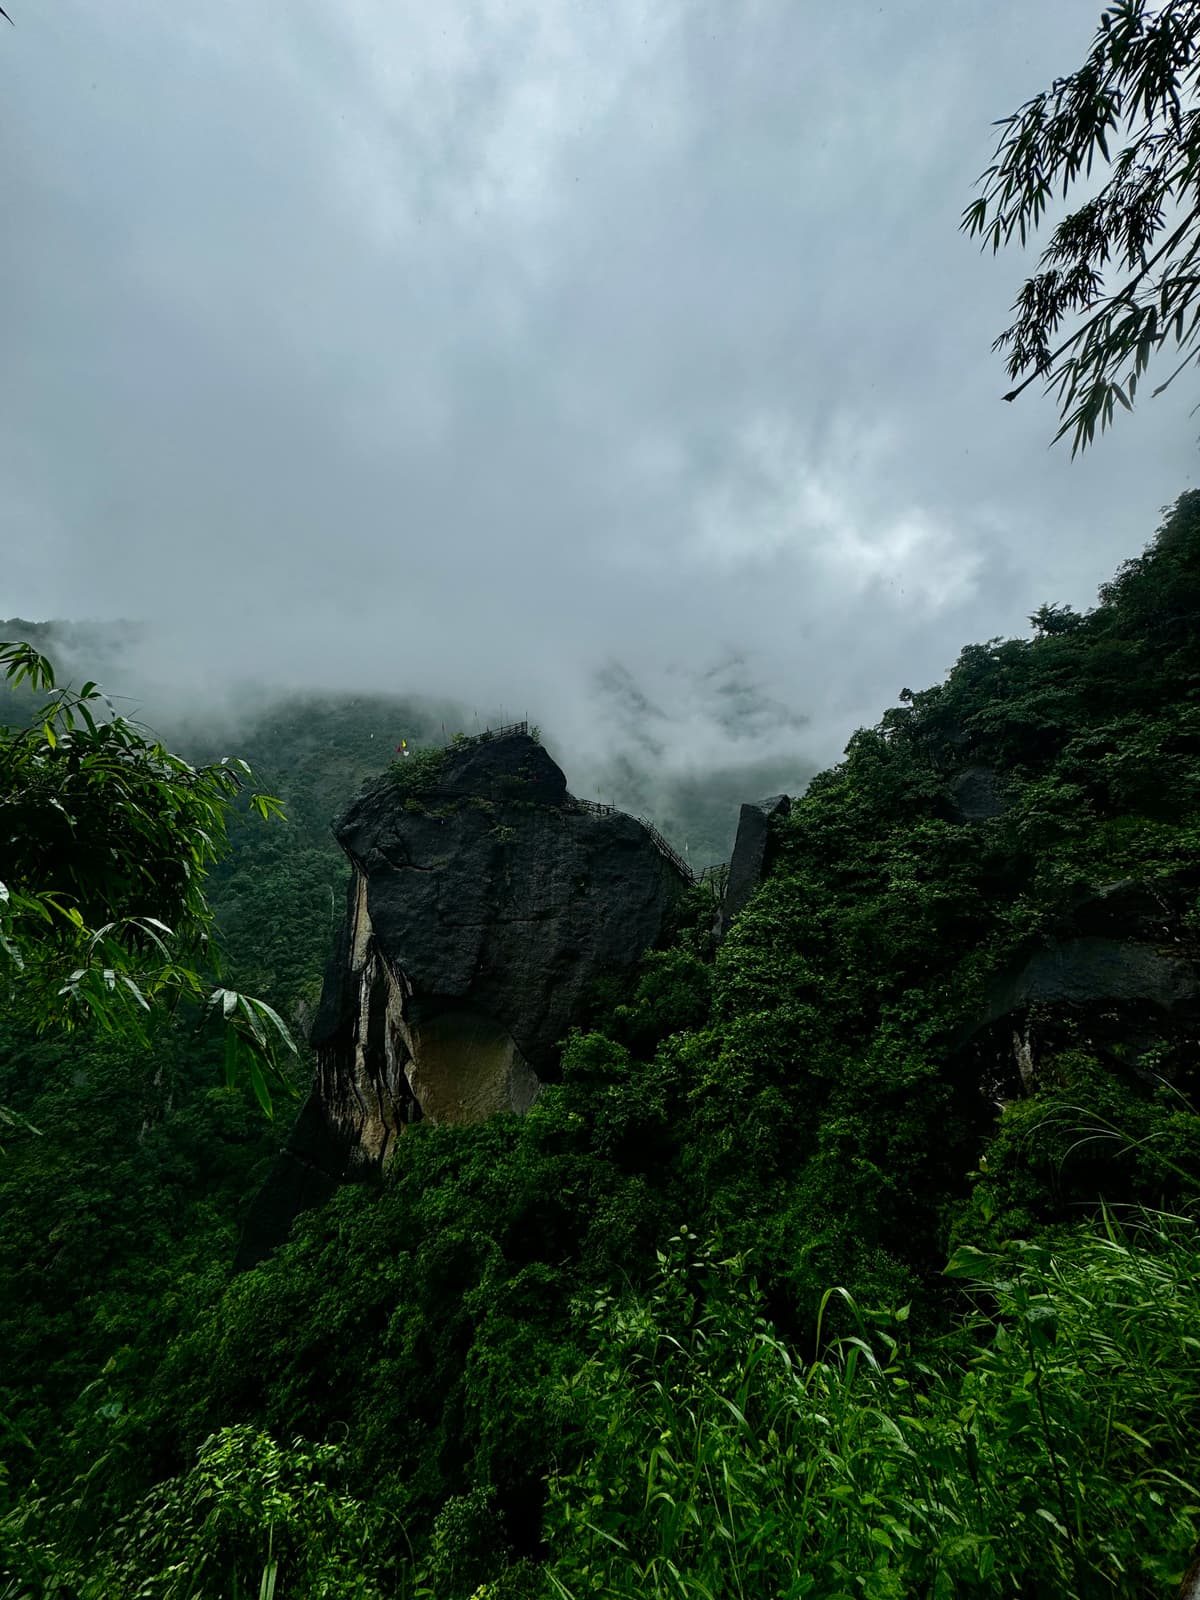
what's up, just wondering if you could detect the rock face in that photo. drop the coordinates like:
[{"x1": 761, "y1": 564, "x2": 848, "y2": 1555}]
[
  {"x1": 238, "y1": 732, "x2": 689, "y2": 1266},
  {"x1": 946, "y1": 766, "x2": 1007, "y2": 823},
  {"x1": 717, "y1": 794, "x2": 791, "y2": 938},
  {"x1": 959, "y1": 877, "x2": 1200, "y2": 1102},
  {"x1": 982, "y1": 938, "x2": 1198, "y2": 1022}
]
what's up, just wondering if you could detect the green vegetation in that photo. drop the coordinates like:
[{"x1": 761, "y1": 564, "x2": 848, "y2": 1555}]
[
  {"x1": 966, "y1": 0, "x2": 1200, "y2": 452},
  {"x1": 190, "y1": 696, "x2": 452, "y2": 1020},
  {"x1": 0, "y1": 641, "x2": 293, "y2": 1090},
  {"x1": 7, "y1": 1426, "x2": 402, "y2": 1599},
  {"x1": 4, "y1": 495, "x2": 1200, "y2": 1595},
  {"x1": 546, "y1": 1214, "x2": 1200, "y2": 1598},
  {"x1": 388, "y1": 746, "x2": 449, "y2": 801},
  {"x1": 0, "y1": 1022, "x2": 278, "y2": 1522}
]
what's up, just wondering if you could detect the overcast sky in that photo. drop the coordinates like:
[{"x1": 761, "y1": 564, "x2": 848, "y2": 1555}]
[{"x1": 1, "y1": 0, "x2": 1196, "y2": 785}]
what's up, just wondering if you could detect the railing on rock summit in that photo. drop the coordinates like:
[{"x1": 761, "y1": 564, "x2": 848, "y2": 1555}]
[
  {"x1": 569, "y1": 796, "x2": 617, "y2": 817},
  {"x1": 445, "y1": 720, "x2": 529, "y2": 748}
]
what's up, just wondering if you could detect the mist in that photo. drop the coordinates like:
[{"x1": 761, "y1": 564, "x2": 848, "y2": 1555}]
[{"x1": 2, "y1": 0, "x2": 1197, "y2": 818}]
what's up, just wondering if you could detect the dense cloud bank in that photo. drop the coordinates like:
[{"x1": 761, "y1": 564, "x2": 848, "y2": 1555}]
[{"x1": 1, "y1": 0, "x2": 1196, "y2": 786}]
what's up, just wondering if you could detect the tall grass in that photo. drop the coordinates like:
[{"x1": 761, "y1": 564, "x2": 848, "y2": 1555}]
[{"x1": 543, "y1": 1217, "x2": 1200, "y2": 1599}]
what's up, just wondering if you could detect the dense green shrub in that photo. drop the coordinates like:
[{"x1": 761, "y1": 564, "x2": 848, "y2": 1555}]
[
  {"x1": 952, "y1": 1051, "x2": 1200, "y2": 1247},
  {"x1": 387, "y1": 745, "x2": 448, "y2": 800},
  {"x1": 3, "y1": 1425, "x2": 401, "y2": 1599}
]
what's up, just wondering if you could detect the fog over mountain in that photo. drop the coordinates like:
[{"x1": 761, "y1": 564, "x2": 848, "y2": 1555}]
[{"x1": 2, "y1": 0, "x2": 1196, "y2": 798}]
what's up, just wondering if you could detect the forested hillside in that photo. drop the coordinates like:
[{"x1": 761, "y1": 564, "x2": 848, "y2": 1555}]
[{"x1": 4, "y1": 494, "x2": 1200, "y2": 1597}]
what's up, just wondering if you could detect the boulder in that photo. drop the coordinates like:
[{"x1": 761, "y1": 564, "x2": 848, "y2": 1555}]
[
  {"x1": 982, "y1": 937, "x2": 1199, "y2": 1023},
  {"x1": 717, "y1": 793, "x2": 791, "y2": 938},
  {"x1": 238, "y1": 732, "x2": 689, "y2": 1266},
  {"x1": 946, "y1": 766, "x2": 1007, "y2": 823}
]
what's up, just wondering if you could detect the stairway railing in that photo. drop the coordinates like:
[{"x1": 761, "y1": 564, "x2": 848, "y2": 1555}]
[{"x1": 636, "y1": 816, "x2": 694, "y2": 884}]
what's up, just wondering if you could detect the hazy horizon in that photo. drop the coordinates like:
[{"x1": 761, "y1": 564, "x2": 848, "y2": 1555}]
[{"x1": 3, "y1": 1, "x2": 1197, "y2": 798}]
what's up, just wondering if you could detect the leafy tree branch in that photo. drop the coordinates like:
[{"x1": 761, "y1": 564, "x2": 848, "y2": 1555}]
[
  {"x1": 965, "y1": 0, "x2": 1200, "y2": 452},
  {"x1": 0, "y1": 641, "x2": 297, "y2": 1114}
]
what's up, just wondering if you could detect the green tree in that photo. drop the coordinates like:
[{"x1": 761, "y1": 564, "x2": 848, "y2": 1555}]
[
  {"x1": 0, "y1": 641, "x2": 295, "y2": 1109},
  {"x1": 966, "y1": 0, "x2": 1200, "y2": 452}
]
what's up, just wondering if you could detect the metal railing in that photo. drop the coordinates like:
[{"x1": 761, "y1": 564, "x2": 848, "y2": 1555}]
[
  {"x1": 568, "y1": 796, "x2": 694, "y2": 882},
  {"x1": 445, "y1": 720, "x2": 529, "y2": 748},
  {"x1": 569, "y1": 796, "x2": 617, "y2": 816},
  {"x1": 637, "y1": 816, "x2": 695, "y2": 884}
]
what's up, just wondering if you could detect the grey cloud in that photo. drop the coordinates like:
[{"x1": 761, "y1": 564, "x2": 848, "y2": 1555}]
[{"x1": 1, "y1": 0, "x2": 1196, "y2": 793}]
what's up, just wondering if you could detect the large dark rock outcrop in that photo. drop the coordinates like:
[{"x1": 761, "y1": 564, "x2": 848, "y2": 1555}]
[
  {"x1": 959, "y1": 876, "x2": 1200, "y2": 1103},
  {"x1": 716, "y1": 793, "x2": 791, "y2": 939},
  {"x1": 238, "y1": 732, "x2": 689, "y2": 1266}
]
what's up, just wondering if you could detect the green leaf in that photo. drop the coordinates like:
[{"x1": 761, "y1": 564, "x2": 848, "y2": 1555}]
[
  {"x1": 224, "y1": 1025, "x2": 239, "y2": 1090},
  {"x1": 944, "y1": 1245, "x2": 1002, "y2": 1280},
  {"x1": 248, "y1": 1056, "x2": 274, "y2": 1120},
  {"x1": 243, "y1": 996, "x2": 298, "y2": 1055},
  {"x1": 121, "y1": 975, "x2": 151, "y2": 1012}
]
